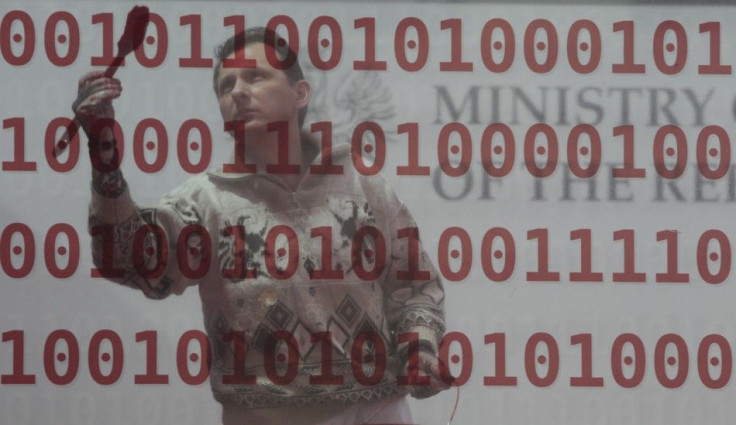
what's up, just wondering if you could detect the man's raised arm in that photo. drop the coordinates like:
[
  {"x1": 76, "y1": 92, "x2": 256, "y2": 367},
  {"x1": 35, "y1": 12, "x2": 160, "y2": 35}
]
[{"x1": 78, "y1": 71, "x2": 186, "y2": 299}]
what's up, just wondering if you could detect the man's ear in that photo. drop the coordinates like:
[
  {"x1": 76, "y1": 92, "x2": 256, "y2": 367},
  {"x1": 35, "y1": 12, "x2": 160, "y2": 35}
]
[{"x1": 293, "y1": 80, "x2": 311, "y2": 110}]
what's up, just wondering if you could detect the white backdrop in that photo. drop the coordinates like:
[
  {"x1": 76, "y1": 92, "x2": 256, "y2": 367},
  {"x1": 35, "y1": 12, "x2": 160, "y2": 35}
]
[{"x1": 1, "y1": 1, "x2": 735, "y2": 424}]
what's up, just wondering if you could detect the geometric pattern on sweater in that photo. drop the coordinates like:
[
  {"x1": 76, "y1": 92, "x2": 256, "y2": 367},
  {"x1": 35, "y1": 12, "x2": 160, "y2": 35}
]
[
  {"x1": 89, "y1": 142, "x2": 447, "y2": 410},
  {"x1": 219, "y1": 379, "x2": 406, "y2": 409},
  {"x1": 336, "y1": 294, "x2": 361, "y2": 326}
]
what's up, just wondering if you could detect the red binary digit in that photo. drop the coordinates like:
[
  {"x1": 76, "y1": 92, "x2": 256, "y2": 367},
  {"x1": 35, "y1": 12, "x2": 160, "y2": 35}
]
[
  {"x1": 524, "y1": 19, "x2": 558, "y2": 73},
  {"x1": 569, "y1": 229, "x2": 603, "y2": 282},
  {"x1": 566, "y1": 124, "x2": 601, "y2": 178},
  {"x1": 265, "y1": 225, "x2": 299, "y2": 280},
  {"x1": 177, "y1": 119, "x2": 212, "y2": 174},
  {"x1": 177, "y1": 224, "x2": 212, "y2": 280},
  {"x1": 438, "y1": 123, "x2": 472, "y2": 177},
  {"x1": 653, "y1": 20, "x2": 687, "y2": 75},
  {"x1": 351, "y1": 331, "x2": 386, "y2": 386},
  {"x1": 612, "y1": 229, "x2": 646, "y2": 283},
  {"x1": 133, "y1": 118, "x2": 169, "y2": 173},
  {"x1": 132, "y1": 224, "x2": 168, "y2": 279},
  {"x1": 89, "y1": 224, "x2": 125, "y2": 279},
  {"x1": 44, "y1": 11, "x2": 80, "y2": 67},
  {"x1": 223, "y1": 15, "x2": 255, "y2": 68},
  {"x1": 438, "y1": 226, "x2": 472, "y2": 282},
  {"x1": 91, "y1": 13, "x2": 118, "y2": 67},
  {"x1": 481, "y1": 227, "x2": 515, "y2": 282},
  {"x1": 0, "y1": 11, "x2": 35, "y2": 66},
  {"x1": 656, "y1": 230, "x2": 690, "y2": 283},
  {"x1": 44, "y1": 329, "x2": 79, "y2": 385},
  {"x1": 351, "y1": 122, "x2": 386, "y2": 176},
  {"x1": 696, "y1": 125, "x2": 730, "y2": 180},
  {"x1": 310, "y1": 332, "x2": 344, "y2": 385},
  {"x1": 177, "y1": 330, "x2": 211, "y2": 385},
  {"x1": 134, "y1": 330, "x2": 169, "y2": 384},
  {"x1": 354, "y1": 18, "x2": 387, "y2": 71},
  {"x1": 480, "y1": 123, "x2": 515, "y2": 178},
  {"x1": 45, "y1": 117, "x2": 80, "y2": 173},
  {"x1": 524, "y1": 332, "x2": 559, "y2": 387},
  {"x1": 696, "y1": 230, "x2": 731, "y2": 284},
  {"x1": 697, "y1": 334, "x2": 732, "y2": 389},
  {"x1": 653, "y1": 125, "x2": 688, "y2": 179},
  {"x1": 396, "y1": 227, "x2": 430, "y2": 281},
  {"x1": 222, "y1": 120, "x2": 256, "y2": 174},
  {"x1": 612, "y1": 126, "x2": 646, "y2": 178},
  {"x1": 265, "y1": 15, "x2": 299, "y2": 70},
  {"x1": 439, "y1": 331, "x2": 472, "y2": 386},
  {"x1": 526, "y1": 228, "x2": 560, "y2": 282},
  {"x1": 567, "y1": 20, "x2": 601, "y2": 74},
  {"x1": 88, "y1": 329, "x2": 124, "y2": 385},
  {"x1": 264, "y1": 331, "x2": 299, "y2": 385},
  {"x1": 308, "y1": 16, "x2": 343, "y2": 71},
  {"x1": 524, "y1": 124, "x2": 558, "y2": 178},
  {"x1": 396, "y1": 123, "x2": 430, "y2": 176},
  {"x1": 3, "y1": 117, "x2": 36, "y2": 171},
  {"x1": 483, "y1": 332, "x2": 517, "y2": 386},
  {"x1": 179, "y1": 15, "x2": 214, "y2": 68},
  {"x1": 480, "y1": 19, "x2": 515, "y2": 73},
  {"x1": 44, "y1": 223, "x2": 80, "y2": 279},
  {"x1": 222, "y1": 331, "x2": 255, "y2": 384},
  {"x1": 1, "y1": 222, "x2": 35, "y2": 279},
  {"x1": 439, "y1": 19, "x2": 473, "y2": 72},
  {"x1": 612, "y1": 21, "x2": 645, "y2": 73},
  {"x1": 221, "y1": 226, "x2": 256, "y2": 279},
  {"x1": 654, "y1": 334, "x2": 689, "y2": 389},
  {"x1": 570, "y1": 333, "x2": 604, "y2": 387},
  {"x1": 265, "y1": 121, "x2": 300, "y2": 175},
  {"x1": 611, "y1": 333, "x2": 646, "y2": 388},
  {"x1": 310, "y1": 226, "x2": 344, "y2": 280},
  {"x1": 394, "y1": 17, "x2": 429, "y2": 72},
  {"x1": 310, "y1": 121, "x2": 344, "y2": 175},
  {"x1": 698, "y1": 22, "x2": 731, "y2": 74},
  {"x1": 351, "y1": 226, "x2": 387, "y2": 280},
  {"x1": 397, "y1": 332, "x2": 430, "y2": 386},
  {"x1": 1, "y1": 330, "x2": 36, "y2": 384}
]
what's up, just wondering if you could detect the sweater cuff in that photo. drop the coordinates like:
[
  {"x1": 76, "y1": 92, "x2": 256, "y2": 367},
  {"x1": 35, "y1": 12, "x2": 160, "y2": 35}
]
[
  {"x1": 90, "y1": 186, "x2": 138, "y2": 223},
  {"x1": 408, "y1": 325, "x2": 441, "y2": 354}
]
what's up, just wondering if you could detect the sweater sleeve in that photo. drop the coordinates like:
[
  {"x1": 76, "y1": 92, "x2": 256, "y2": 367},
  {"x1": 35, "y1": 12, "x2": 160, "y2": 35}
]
[
  {"x1": 88, "y1": 176, "x2": 208, "y2": 299},
  {"x1": 382, "y1": 192, "x2": 446, "y2": 354}
]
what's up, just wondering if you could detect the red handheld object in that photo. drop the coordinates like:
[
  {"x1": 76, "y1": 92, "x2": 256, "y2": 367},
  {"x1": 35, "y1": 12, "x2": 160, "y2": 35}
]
[
  {"x1": 104, "y1": 5, "x2": 150, "y2": 78},
  {"x1": 53, "y1": 6, "x2": 150, "y2": 158}
]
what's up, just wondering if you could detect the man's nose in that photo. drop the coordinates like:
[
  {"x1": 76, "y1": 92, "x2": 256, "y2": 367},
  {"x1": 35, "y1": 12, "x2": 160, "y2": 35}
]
[{"x1": 231, "y1": 79, "x2": 251, "y2": 100}]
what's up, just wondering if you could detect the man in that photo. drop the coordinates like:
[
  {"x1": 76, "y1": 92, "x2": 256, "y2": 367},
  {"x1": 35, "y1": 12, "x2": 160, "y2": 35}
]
[{"x1": 80, "y1": 27, "x2": 448, "y2": 424}]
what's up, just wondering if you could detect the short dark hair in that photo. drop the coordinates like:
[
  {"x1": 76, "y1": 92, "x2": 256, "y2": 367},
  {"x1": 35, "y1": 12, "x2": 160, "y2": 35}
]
[{"x1": 213, "y1": 26, "x2": 307, "y2": 128}]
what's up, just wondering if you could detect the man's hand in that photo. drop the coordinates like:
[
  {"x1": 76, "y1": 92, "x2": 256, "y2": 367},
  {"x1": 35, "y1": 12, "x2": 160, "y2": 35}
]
[
  {"x1": 73, "y1": 71, "x2": 122, "y2": 139},
  {"x1": 401, "y1": 348, "x2": 453, "y2": 399},
  {"x1": 74, "y1": 71, "x2": 123, "y2": 171}
]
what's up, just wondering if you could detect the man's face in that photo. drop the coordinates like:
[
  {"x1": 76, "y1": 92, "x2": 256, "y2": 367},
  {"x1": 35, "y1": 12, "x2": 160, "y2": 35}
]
[{"x1": 216, "y1": 42, "x2": 302, "y2": 133}]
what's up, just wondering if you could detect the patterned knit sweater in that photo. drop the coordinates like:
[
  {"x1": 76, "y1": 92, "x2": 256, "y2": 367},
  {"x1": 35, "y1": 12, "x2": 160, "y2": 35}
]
[{"x1": 88, "y1": 142, "x2": 446, "y2": 409}]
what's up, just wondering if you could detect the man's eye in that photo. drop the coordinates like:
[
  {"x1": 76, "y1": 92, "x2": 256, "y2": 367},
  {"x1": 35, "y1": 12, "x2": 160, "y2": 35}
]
[{"x1": 219, "y1": 83, "x2": 233, "y2": 95}]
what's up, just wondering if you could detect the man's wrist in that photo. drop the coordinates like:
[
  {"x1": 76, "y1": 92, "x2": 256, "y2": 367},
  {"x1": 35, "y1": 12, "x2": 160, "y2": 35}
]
[
  {"x1": 88, "y1": 135, "x2": 122, "y2": 174},
  {"x1": 398, "y1": 338, "x2": 436, "y2": 367}
]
